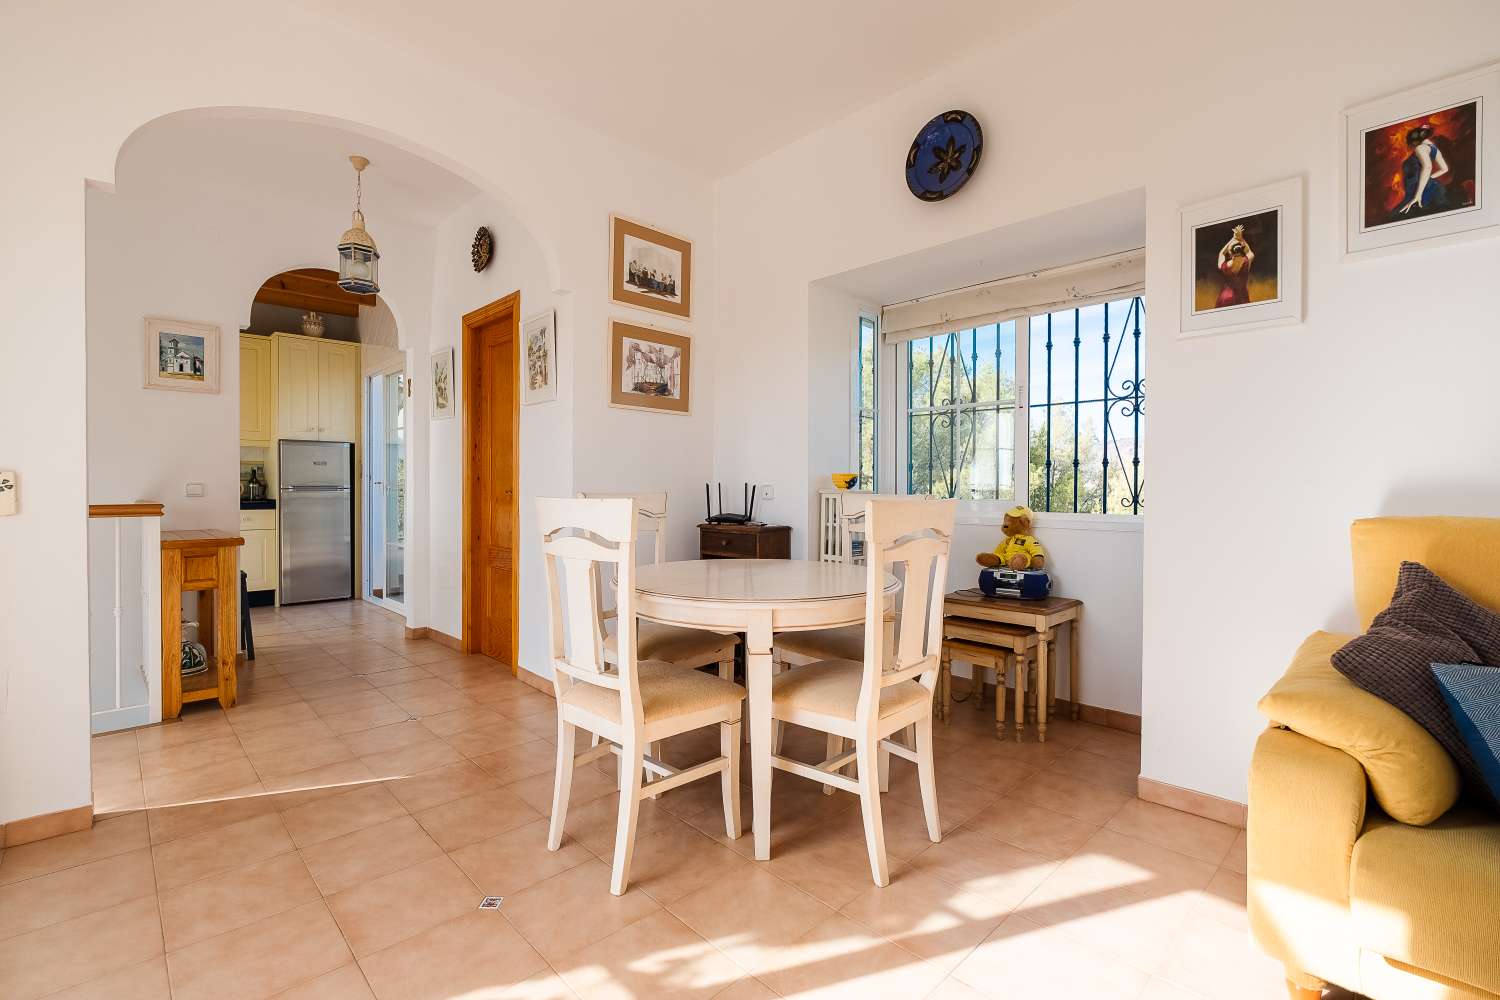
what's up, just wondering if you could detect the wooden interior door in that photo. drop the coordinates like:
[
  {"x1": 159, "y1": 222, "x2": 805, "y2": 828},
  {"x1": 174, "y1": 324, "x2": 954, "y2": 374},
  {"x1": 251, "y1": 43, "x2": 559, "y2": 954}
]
[{"x1": 462, "y1": 294, "x2": 519, "y2": 668}]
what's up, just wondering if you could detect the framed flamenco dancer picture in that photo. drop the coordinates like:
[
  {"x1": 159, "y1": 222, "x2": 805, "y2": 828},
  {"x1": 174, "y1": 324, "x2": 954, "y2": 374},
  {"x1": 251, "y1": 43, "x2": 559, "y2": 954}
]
[
  {"x1": 1179, "y1": 176, "x2": 1304, "y2": 338},
  {"x1": 1344, "y1": 63, "x2": 1500, "y2": 257}
]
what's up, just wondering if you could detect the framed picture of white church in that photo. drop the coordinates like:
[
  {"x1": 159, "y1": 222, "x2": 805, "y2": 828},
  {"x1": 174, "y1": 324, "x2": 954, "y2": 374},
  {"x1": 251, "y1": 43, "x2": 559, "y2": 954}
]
[{"x1": 144, "y1": 316, "x2": 220, "y2": 393}]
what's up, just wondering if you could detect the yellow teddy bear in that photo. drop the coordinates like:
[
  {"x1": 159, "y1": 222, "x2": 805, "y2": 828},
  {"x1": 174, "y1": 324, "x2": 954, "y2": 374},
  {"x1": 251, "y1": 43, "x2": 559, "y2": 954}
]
[{"x1": 976, "y1": 505, "x2": 1046, "y2": 571}]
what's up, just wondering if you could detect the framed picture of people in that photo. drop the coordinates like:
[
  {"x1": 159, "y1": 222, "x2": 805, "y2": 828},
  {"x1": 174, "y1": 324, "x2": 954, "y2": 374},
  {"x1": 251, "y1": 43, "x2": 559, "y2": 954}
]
[
  {"x1": 1344, "y1": 63, "x2": 1499, "y2": 257},
  {"x1": 608, "y1": 320, "x2": 691, "y2": 415},
  {"x1": 1179, "y1": 176, "x2": 1304, "y2": 338},
  {"x1": 610, "y1": 215, "x2": 692, "y2": 320}
]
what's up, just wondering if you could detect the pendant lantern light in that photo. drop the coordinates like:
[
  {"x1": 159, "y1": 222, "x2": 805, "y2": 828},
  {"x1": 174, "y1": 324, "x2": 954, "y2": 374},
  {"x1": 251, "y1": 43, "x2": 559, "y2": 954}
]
[{"x1": 337, "y1": 155, "x2": 380, "y2": 295}]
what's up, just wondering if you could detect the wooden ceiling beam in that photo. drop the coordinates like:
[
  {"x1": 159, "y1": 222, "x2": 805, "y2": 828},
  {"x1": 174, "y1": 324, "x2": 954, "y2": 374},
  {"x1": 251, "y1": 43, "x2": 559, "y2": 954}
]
[{"x1": 253, "y1": 287, "x2": 361, "y2": 318}]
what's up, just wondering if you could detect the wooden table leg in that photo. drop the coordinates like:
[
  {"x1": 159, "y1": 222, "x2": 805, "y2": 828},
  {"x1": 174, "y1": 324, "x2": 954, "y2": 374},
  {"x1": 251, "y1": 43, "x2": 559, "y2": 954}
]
[
  {"x1": 938, "y1": 646, "x2": 951, "y2": 724},
  {"x1": 746, "y1": 612, "x2": 775, "y2": 862},
  {"x1": 1046, "y1": 634, "x2": 1057, "y2": 717},
  {"x1": 1013, "y1": 651, "x2": 1026, "y2": 742},
  {"x1": 995, "y1": 652, "x2": 1008, "y2": 739},
  {"x1": 1070, "y1": 615, "x2": 1081, "y2": 721},
  {"x1": 1036, "y1": 633, "x2": 1050, "y2": 743}
]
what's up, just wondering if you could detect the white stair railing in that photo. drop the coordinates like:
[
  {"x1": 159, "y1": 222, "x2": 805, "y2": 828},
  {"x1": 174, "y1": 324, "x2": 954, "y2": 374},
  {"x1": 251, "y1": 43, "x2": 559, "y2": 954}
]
[{"x1": 87, "y1": 503, "x2": 164, "y2": 734}]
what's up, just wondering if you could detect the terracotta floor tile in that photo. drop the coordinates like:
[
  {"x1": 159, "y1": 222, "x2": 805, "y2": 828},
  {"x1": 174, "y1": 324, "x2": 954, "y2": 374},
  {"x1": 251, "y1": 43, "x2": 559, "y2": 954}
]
[
  {"x1": 382, "y1": 759, "x2": 501, "y2": 813},
  {"x1": 0, "y1": 895, "x2": 163, "y2": 1000},
  {"x1": 271, "y1": 963, "x2": 375, "y2": 999},
  {"x1": 320, "y1": 701, "x2": 413, "y2": 736},
  {"x1": 147, "y1": 792, "x2": 279, "y2": 845},
  {"x1": 248, "y1": 736, "x2": 357, "y2": 781},
  {"x1": 444, "y1": 720, "x2": 540, "y2": 757},
  {"x1": 281, "y1": 781, "x2": 408, "y2": 847},
  {"x1": 710, "y1": 978, "x2": 780, "y2": 1000},
  {"x1": 260, "y1": 758, "x2": 381, "y2": 811},
  {"x1": 299, "y1": 814, "x2": 444, "y2": 895},
  {"x1": 142, "y1": 755, "x2": 262, "y2": 807},
  {"x1": 1191, "y1": 867, "x2": 1250, "y2": 932},
  {"x1": 134, "y1": 711, "x2": 233, "y2": 753},
  {"x1": 159, "y1": 851, "x2": 320, "y2": 951},
  {"x1": 1057, "y1": 828, "x2": 1220, "y2": 898},
  {"x1": 0, "y1": 811, "x2": 150, "y2": 884},
  {"x1": 1104, "y1": 799, "x2": 1237, "y2": 866},
  {"x1": 1046, "y1": 748, "x2": 1139, "y2": 794},
  {"x1": 235, "y1": 717, "x2": 339, "y2": 755},
  {"x1": 341, "y1": 719, "x2": 434, "y2": 758},
  {"x1": 166, "y1": 899, "x2": 352, "y2": 1000},
  {"x1": 668, "y1": 865, "x2": 836, "y2": 976},
  {"x1": 552, "y1": 909, "x2": 745, "y2": 1000},
  {"x1": 357, "y1": 737, "x2": 465, "y2": 779},
  {"x1": 137, "y1": 735, "x2": 246, "y2": 781},
  {"x1": 885, "y1": 768, "x2": 1000, "y2": 834},
  {"x1": 152, "y1": 811, "x2": 293, "y2": 891},
  {"x1": 449, "y1": 817, "x2": 594, "y2": 895},
  {"x1": 411, "y1": 785, "x2": 541, "y2": 850},
  {"x1": 90, "y1": 730, "x2": 141, "y2": 762},
  {"x1": 46, "y1": 956, "x2": 172, "y2": 1000},
  {"x1": 755, "y1": 912, "x2": 947, "y2": 1000},
  {"x1": 906, "y1": 827, "x2": 1058, "y2": 908},
  {"x1": 327, "y1": 855, "x2": 479, "y2": 957},
  {"x1": 964, "y1": 796, "x2": 1098, "y2": 859},
  {"x1": 620, "y1": 820, "x2": 751, "y2": 905},
  {"x1": 1008, "y1": 768, "x2": 1134, "y2": 826},
  {"x1": 950, "y1": 913, "x2": 1149, "y2": 999},
  {"x1": 510, "y1": 761, "x2": 620, "y2": 816},
  {"x1": 561, "y1": 792, "x2": 686, "y2": 857},
  {"x1": 474, "y1": 738, "x2": 570, "y2": 786},
  {"x1": 0, "y1": 847, "x2": 156, "y2": 941},
  {"x1": 92, "y1": 752, "x2": 143, "y2": 786},
  {"x1": 768, "y1": 834, "x2": 905, "y2": 909},
  {"x1": 503, "y1": 858, "x2": 662, "y2": 962},
  {"x1": 1079, "y1": 727, "x2": 1143, "y2": 764},
  {"x1": 93, "y1": 777, "x2": 148, "y2": 817},
  {"x1": 358, "y1": 910, "x2": 549, "y2": 1000},
  {"x1": 1157, "y1": 907, "x2": 1287, "y2": 1000},
  {"x1": 1223, "y1": 828, "x2": 1248, "y2": 875},
  {"x1": 362, "y1": 665, "x2": 436, "y2": 689},
  {"x1": 839, "y1": 869, "x2": 1015, "y2": 973}
]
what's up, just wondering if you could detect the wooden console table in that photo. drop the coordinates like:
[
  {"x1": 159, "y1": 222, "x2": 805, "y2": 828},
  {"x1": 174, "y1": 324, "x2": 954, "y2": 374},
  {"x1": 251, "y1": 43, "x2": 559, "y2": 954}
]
[
  {"x1": 698, "y1": 522, "x2": 791, "y2": 560},
  {"x1": 942, "y1": 589, "x2": 1083, "y2": 742},
  {"x1": 161, "y1": 530, "x2": 244, "y2": 718}
]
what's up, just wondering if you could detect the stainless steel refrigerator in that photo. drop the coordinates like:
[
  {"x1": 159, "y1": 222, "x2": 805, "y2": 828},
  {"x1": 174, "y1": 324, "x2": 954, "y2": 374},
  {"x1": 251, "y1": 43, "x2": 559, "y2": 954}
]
[{"x1": 278, "y1": 440, "x2": 353, "y2": 604}]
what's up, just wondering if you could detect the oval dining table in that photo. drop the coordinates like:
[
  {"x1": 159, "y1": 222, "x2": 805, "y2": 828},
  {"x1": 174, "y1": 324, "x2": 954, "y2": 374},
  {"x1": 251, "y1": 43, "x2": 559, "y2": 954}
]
[{"x1": 633, "y1": 558, "x2": 899, "y2": 861}]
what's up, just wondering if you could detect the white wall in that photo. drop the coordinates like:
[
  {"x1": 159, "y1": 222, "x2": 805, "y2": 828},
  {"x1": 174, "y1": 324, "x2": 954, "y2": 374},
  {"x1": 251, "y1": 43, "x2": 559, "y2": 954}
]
[{"x1": 714, "y1": 0, "x2": 1500, "y2": 803}]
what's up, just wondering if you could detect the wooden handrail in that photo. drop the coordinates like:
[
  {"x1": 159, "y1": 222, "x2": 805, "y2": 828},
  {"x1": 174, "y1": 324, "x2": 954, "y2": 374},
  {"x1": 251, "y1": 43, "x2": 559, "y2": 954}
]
[{"x1": 88, "y1": 503, "x2": 165, "y2": 519}]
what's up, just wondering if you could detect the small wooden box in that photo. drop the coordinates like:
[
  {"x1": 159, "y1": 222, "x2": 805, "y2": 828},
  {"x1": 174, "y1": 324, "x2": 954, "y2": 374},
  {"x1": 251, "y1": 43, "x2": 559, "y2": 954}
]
[{"x1": 698, "y1": 522, "x2": 791, "y2": 560}]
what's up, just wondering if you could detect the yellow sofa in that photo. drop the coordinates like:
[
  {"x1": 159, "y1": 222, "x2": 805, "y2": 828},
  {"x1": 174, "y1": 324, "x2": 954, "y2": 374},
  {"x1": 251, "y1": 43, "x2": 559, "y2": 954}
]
[{"x1": 1248, "y1": 517, "x2": 1500, "y2": 1000}]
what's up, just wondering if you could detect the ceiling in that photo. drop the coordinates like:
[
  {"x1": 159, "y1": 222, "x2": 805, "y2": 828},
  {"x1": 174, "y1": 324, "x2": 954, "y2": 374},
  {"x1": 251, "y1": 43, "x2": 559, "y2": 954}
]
[
  {"x1": 313, "y1": 0, "x2": 1073, "y2": 178},
  {"x1": 116, "y1": 115, "x2": 479, "y2": 228}
]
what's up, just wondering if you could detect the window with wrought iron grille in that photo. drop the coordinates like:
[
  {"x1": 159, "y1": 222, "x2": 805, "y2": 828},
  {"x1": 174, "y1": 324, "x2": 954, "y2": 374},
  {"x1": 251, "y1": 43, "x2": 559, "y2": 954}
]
[
  {"x1": 865, "y1": 291, "x2": 1145, "y2": 516},
  {"x1": 853, "y1": 316, "x2": 878, "y2": 491}
]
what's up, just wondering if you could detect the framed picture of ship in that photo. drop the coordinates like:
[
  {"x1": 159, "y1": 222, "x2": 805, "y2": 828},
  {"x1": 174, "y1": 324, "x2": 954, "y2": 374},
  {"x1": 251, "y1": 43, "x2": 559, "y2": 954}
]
[
  {"x1": 609, "y1": 320, "x2": 691, "y2": 415},
  {"x1": 610, "y1": 215, "x2": 692, "y2": 320},
  {"x1": 144, "y1": 316, "x2": 220, "y2": 393},
  {"x1": 1179, "y1": 176, "x2": 1303, "y2": 338},
  {"x1": 1344, "y1": 63, "x2": 1499, "y2": 257}
]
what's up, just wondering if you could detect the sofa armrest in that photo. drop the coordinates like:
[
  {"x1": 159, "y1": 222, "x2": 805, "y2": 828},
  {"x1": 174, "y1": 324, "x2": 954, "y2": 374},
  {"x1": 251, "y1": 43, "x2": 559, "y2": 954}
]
[{"x1": 1247, "y1": 725, "x2": 1367, "y2": 990}]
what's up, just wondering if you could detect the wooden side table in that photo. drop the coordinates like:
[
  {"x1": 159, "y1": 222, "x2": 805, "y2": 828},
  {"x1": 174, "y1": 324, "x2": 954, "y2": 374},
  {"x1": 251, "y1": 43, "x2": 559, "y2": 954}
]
[
  {"x1": 698, "y1": 522, "x2": 791, "y2": 560},
  {"x1": 942, "y1": 589, "x2": 1083, "y2": 742},
  {"x1": 161, "y1": 530, "x2": 244, "y2": 718},
  {"x1": 940, "y1": 620, "x2": 1050, "y2": 740}
]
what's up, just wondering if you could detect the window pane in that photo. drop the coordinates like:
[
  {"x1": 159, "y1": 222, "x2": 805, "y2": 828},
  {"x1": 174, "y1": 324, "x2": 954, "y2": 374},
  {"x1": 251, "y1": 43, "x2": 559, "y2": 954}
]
[
  {"x1": 908, "y1": 340, "x2": 932, "y2": 409},
  {"x1": 858, "y1": 317, "x2": 877, "y2": 413},
  {"x1": 859, "y1": 414, "x2": 875, "y2": 490},
  {"x1": 1075, "y1": 304, "x2": 1106, "y2": 404}
]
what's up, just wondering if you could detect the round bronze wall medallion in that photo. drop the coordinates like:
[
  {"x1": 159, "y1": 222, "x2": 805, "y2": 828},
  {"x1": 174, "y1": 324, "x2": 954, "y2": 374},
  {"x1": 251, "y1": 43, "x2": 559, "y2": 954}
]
[{"x1": 471, "y1": 226, "x2": 493, "y2": 272}]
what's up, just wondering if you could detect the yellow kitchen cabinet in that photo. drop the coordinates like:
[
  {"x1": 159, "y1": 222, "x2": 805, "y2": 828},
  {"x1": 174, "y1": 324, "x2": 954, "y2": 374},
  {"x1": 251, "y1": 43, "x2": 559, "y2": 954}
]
[
  {"x1": 239, "y1": 508, "x2": 278, "y2": 595},
  {"x1": 239, "y1": 334, "x2": 273, "y2": 446},
  {"x1": 273, "y1": 332, "x2": 359, "y2": 442}
]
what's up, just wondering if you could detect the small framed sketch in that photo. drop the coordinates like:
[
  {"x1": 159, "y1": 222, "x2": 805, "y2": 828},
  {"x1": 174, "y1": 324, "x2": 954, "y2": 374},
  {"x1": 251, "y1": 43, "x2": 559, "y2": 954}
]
[
  {"x1": 1344, "y1": 63, "x2": 1499, "y2": 257},
  {"x1": 1180, "y1": 176, "x2": 1303, "y2": 338},
  {"x1": 430, "y1": 347, "x2": 455, "y2": 420},
  {"x1": 610, "y1": 215, "x2": 692, "y2": 320},
  {"x1": 144, "y1": 317, "x2": 220, "y2": 393},
  {"x1": 521, "y1": 310, "x2": 558, "y2": 405},
  {"x1": 609, "y1": 320, "x2": 691, "y2": 415}
]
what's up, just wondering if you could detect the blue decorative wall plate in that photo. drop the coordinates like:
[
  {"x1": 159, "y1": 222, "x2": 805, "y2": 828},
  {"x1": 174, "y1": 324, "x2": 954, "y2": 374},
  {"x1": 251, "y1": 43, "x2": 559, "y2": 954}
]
[{"x1": 905, "y1": 110, "x2": 984, "y2": 202}]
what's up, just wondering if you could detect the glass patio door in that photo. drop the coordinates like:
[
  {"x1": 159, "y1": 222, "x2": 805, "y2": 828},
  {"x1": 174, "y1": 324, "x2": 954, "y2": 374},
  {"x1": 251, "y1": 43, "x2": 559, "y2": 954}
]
[{"x1": 365, "y1": 365, "x2": 406, "y2": 609}]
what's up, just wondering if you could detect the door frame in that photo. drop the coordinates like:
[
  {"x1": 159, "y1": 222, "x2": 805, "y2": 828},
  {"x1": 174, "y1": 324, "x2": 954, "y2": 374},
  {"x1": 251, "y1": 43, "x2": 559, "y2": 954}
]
[
  {"x1": 460, "y1": 292, "x2": 521, "y2": 672},
  {"x1": 361, "y1": 358, "x2": 406, "y2": 615}
]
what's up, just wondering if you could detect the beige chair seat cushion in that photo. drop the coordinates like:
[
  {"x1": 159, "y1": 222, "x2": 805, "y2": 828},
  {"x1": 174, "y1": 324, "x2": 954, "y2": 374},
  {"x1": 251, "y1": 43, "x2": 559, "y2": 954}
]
[
  {"x1": 563, "y1": 660, "x2": 745, "y2": 725},
  {"x1": 1257, "y1": 631, "x2": 1460, "y2": 825},
  {"x1": 1351, "y1": 808, "x2": 1500, "y2": 996},
  {"x1": 605, "y1": 620, "x2": 737, "y2": 666},
  {"x1": 772, "y1": 659, "x2": 929, "y2": 721},
  {"x1": 776, "y1": 625, "x2": 863, "y2": 662}
]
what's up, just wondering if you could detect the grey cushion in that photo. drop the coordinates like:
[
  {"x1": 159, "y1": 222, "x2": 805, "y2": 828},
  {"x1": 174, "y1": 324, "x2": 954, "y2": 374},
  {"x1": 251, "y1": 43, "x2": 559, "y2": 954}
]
[{"x1": 1333, "y1": 562, "x2": 1500, "y2": 797}]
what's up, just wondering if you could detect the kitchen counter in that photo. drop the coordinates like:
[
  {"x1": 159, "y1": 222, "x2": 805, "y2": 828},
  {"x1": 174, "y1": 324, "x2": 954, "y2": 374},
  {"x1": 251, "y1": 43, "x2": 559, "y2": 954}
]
[{"x1": 240, "y1": 499, "x2": 276, "y2": 510}]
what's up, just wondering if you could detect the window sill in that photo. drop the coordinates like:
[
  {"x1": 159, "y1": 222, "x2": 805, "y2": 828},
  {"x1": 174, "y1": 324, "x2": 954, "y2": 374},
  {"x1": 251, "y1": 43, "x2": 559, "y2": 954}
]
[{"x1": 954, "y1": 502, "x2": 1144, "y2": 533}]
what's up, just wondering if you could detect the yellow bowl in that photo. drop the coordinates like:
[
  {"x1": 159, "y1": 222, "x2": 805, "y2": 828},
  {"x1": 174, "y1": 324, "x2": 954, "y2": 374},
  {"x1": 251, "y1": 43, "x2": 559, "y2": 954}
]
[{"x1": 831, "y1": 473, "x2": 858, "y2": 490}]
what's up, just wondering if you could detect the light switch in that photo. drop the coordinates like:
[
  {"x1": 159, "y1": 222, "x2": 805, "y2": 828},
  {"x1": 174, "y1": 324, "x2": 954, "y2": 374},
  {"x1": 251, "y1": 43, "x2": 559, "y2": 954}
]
[
  {"x1": 0, "y1": 470, "x2": 16, "y2": 515},
  {"x1": 758, "y1": 484, "x2": 775, "y2": 501},
  {"x1": 184, "y1": 482, "x2": 205, "y2": 498}
]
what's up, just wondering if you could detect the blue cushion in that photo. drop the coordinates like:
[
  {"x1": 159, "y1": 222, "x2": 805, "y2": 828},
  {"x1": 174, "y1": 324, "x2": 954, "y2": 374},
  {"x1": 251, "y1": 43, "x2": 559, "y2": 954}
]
[{"x1": 1432, "y1": 662, "x2": 1500, "y2": 807}]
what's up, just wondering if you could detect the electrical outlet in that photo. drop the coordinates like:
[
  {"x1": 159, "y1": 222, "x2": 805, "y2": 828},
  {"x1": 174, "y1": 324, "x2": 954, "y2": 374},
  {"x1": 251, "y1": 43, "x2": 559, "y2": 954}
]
[
  {"x1": 184, "y1": 482, "x2": 205, "y2": 498},
  {"x1": 758, "y1": 485, "x2": 774, "y2": 501}
]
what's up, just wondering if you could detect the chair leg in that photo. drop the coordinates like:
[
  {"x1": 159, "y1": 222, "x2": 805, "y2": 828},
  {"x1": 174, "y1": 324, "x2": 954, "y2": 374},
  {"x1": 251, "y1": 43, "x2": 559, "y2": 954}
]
[
  {"x1": 547, "y1": 719, "x2": 576, "y2": 851},
  {"x1": 1284, "y1": 981, "x2": 1321, "y2": 1000},
  {"x1": 609, "y1": 736, "x2": 646, "y2": 896},
  {"x1": 721, "y1": 719, "x2": 742, "y2": 838},
  {"x1": 855, "y1": 736, "x2": 890, "y2": 887},
  {"x1": 718, "y1": 656, "x2": 734, "y2": 682},
  {"x1": 878, "y1": 738, "x2": 891, "y2": 794},
  {"x1": 938, "y1": 647, "x2": 951, "y2": 724},
  {"x1": 914, "y1": 715, "x2": 941, "y2": 843},
  {"x1": 823, "y1": 733, "x2": 842, "y2": 796},
  {"x1": 645, "y1": 740, "x2": 665, "y2": 799}
]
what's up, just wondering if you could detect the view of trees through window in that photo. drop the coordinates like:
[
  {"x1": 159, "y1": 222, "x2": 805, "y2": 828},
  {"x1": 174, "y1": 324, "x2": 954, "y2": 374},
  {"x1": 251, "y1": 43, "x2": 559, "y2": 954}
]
[
  {"x1": 898, "y1": 296, "x2": 1145, "y2": 514},
  {"x1": 855, "y1": 316, "x2": 878, "y2": 491}
]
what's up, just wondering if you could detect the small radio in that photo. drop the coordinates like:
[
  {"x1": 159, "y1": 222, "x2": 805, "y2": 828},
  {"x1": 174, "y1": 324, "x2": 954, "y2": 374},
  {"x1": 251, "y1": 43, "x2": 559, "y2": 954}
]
[{"x1": 978, "y1": 567, "x2": 1052, "y2": 600}]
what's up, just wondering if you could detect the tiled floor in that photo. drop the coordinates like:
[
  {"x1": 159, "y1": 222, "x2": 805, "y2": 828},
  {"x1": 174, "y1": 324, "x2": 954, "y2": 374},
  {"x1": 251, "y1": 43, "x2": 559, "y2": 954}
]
[{"x1": 0, "y1": 599, "x2": 1288, "y2": 999}]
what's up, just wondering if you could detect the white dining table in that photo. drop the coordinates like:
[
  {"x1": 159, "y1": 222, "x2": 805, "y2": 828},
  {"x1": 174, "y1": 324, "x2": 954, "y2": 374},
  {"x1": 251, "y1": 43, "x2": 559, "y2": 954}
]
[{"x1": 633, "y1": 558, "x2": 899, "y2": 861}]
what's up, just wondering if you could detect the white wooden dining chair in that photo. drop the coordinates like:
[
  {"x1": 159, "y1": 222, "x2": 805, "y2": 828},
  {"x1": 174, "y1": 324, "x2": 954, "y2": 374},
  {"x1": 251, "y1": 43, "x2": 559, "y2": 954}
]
[
  {"x1": 541, "y1": 496, "x2": 745, "y2": 895},
  {"x1": 579, "y1": 491, "x2": 738, "y2": 681},
  {"x1": 765, "y1": 497, "x2": 956, "y2": 886}
]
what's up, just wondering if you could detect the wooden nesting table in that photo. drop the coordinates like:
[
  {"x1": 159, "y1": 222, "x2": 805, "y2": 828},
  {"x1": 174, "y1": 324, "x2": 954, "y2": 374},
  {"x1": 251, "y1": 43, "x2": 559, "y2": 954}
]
[
  {"x1": 941, "y1": 589, "x2": 1083, "y2": 742},
  {"x1": 161, "y1": 529, "x2": 244, "y2": 718}
]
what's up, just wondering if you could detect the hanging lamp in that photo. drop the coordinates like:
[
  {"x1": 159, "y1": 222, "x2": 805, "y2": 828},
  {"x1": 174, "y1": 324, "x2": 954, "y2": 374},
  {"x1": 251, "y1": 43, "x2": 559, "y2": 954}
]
[{"x1": 337, "y1": 155, "x2": 380, "y2": 295}]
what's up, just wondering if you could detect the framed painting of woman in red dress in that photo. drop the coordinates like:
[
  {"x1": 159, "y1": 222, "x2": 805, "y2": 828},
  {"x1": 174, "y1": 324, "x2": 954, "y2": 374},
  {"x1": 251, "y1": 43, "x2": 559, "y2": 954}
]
[
  {"x1": 1345, "y1": 63, "x2": 1500, "y2": 257},
  {"x1": 1180, "y1": 177, "x2": 1303, "y2": 339}
]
